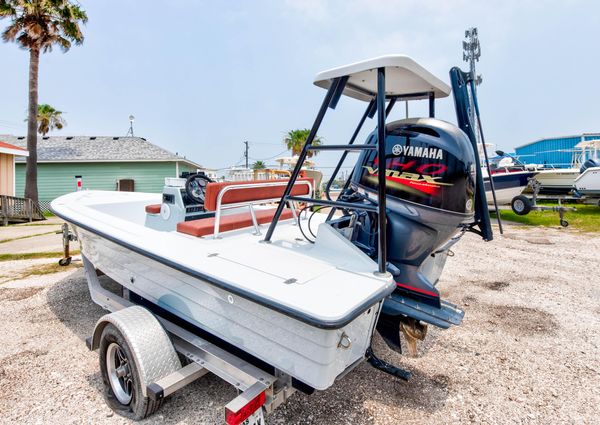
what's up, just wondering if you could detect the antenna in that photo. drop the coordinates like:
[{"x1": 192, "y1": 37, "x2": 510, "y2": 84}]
[
  {"x1": 462, "y1": 27, "x2": 483, "y2": 142},
  {"x1": 126, "y1": 115, "x2": 135, "y2": 137}
]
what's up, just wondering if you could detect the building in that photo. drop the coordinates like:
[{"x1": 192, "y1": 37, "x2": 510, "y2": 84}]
[
  {"x1": 1, "y1": 135, "x2": 201, "y2": 208},
  {"x1": 0, "y1": 140, "x2": 29, "y2": 196},
  {"x1": 514, "y1": 133, "x2": 600, "y2": 168}
]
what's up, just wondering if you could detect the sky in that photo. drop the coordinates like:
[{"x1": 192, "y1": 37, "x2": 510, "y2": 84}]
[{"x1": 1, "y1": 0, "x2": 599, "y2": 177}]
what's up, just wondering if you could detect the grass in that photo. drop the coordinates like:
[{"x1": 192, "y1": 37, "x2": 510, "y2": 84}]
[
  {"x1": 492, "y1": 202, "x2": 600, "y2": 232},
  {"x1": 0, "y1": 250, "x2": 80, "y2": 262},
  {"x1": 0, "y1": 261, "x2": 81, "y2": 284},
  {"x1": 0, "y1": 230, "x2": 57, "y2": 244}
]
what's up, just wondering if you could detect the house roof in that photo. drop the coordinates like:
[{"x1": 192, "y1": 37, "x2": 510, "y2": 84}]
[
  {"x1": 515, "y1": 132, "x2": 600, "y2": 149},
  {"x1": 0, "y1": 135, "x2": 200, "y2": 168},
  {"x1": 0, "y1": 140, "x2": 29, "y2": 157}
]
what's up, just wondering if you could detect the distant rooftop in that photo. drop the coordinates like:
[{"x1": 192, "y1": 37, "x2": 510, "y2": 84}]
[
  {"x1": 515, "y1": 132, "x2": 600, "y2": 149},
  {"x1": 0, "y1": 140, "x2": 29, "y2": 156},
  {"x1": 0, "y1": 135, "x2": 201, "y2": 168}
]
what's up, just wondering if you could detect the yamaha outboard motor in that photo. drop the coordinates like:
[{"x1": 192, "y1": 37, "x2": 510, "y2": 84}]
[{"x1": 332, "y1": 117, "x2": 477, "y2": 353}]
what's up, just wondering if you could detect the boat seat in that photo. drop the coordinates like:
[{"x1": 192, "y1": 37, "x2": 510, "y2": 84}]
[
  {"x1": 177, "y1": 208, "x2": 294, "y2": 237},
  {"x1": 145, "y1": 204, "x2": 161, "y2": 214},
  {"x1": 203, "y1": 178, "x2": 312, "y2": 211}
]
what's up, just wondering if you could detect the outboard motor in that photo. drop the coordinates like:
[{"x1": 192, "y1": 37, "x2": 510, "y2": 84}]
[
  {"x1": 334, "y1": 118, "x2": 477, "y2": 353},
  {"x1": 580, "y1": 158, "x2": 599, "y2": 174}
]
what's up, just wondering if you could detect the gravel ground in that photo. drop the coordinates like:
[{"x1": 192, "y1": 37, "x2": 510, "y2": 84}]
[{"x1": 0, "y1": 224, "x2": 599, "y2": 424}]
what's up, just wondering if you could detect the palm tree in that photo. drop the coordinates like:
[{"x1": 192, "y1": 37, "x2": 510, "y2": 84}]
[
  {"x1": 36, "y1": 103, "x2": 65, "y2": 135},
  {"x1": 284, "y1": 129, "x2": 323, "y2": 158},
  {"x1": 1, "y1": 0, "x2": 87, "y2": 203},
  {"x1": 252, "y1": 160, "x2": 266, "y2": 170}
]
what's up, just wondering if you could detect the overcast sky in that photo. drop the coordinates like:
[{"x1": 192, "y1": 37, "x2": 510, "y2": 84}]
[{"x1": 1, "y1": 0, "x2": 598, "y2": 175}]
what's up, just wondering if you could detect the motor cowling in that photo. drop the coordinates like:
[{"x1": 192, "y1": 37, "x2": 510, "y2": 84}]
[
  {"x1": 349, "y1": 118, "x2": 476, "y2": 308},
  {"x1": 351, "y1": 118, "x2": 476, "y2": 215}
]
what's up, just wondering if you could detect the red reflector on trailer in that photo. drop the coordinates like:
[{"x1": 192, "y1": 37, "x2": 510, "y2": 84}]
[{"x1": 225, "y1": 391, "x2": 265, "y2": 425}]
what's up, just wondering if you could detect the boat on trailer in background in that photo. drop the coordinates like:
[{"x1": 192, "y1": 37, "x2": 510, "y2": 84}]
[
  {"x1": 52, "y1": 55, "x2": 497, "y2": 424},
  {"x1": 534, "y1": 139, "x2": 600, "y2": 195}
]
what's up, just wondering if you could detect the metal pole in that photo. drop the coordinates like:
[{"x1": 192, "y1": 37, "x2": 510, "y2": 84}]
[
  {"x1": 469, "y1": 79, "x2": 503, "y2": 234},
  {"x1": 376, "y1": 68, "x2": 389, "y2": 276},
  {"x1": 244, "y1": 141, "x2": 249, "y2": 169},
  {"x1": 263, "y1": 78, "x2": 342, "y2": 242},
  {"x1": 428, "y1": 92, "x2": 435, "y2": 118}
]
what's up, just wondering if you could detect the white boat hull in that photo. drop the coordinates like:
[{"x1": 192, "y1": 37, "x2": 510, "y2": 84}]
[
  {"x1": 535, "y1": 168, "x2": 579, "y2": 193},
  {"x1": 574, "y1": 167, "x2": 600, "y2": 196},
  {"x1": 53, "y1": 191, "x2": 393, "y2": 391}
]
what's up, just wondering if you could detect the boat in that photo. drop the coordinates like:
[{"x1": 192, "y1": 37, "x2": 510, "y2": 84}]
[
  {"x1": 532, "y1": 139, "x2": 600, "y2": 195},
  {"x1": 534, "y1": 168, "x2": 580, "y2": 194},
  {"x1": 52, "y1": 55, "x2": 495, "y2": 422},
  {"x1": 574, "y1": 157, "x2": 600, "y2": 196},
  {"x1": 478, "y1": 148, "x2": 536, "y2": 205}
]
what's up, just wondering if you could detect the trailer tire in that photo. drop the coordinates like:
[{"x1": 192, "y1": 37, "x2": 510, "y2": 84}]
[
  {"x1": 511, "y1": 195, "x2": 532, "y2": 216},
  {"x1": 99, "y1": 324, "x2": 164, "y2": 419}
]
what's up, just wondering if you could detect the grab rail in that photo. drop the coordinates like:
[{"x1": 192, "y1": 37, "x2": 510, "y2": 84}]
[{"x1": 213, "y1": 180, "x2": 313, "y2": 238}]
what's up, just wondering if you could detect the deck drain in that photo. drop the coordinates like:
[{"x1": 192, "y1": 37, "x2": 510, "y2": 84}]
[
  {"x1": 207, "y1": 253, "x2": 219, "y2": 257},
  {"x1": 283, "y1": 278, "x2": 298, "y2": 284}
]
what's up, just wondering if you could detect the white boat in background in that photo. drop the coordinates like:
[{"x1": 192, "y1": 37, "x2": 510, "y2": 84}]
[
  {"x1": 534, "y1": 168, "x2": 580, "y2": 194},
  {"x1": 531, "y1": 139, "x2": 600, "y2": 195}
]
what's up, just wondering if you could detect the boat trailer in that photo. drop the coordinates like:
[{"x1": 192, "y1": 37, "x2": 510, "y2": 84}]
[
  {"x1": 80, "y1": 254, "x2": 295, "y2": 425},
  {"x1": 510, "y1": 179, "x2": 577, "y2": 227}
]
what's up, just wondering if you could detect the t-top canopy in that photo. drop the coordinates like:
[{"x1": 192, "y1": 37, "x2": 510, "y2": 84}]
[{"x1": 313, "y1": 55, "x2": 451, "y2": 102}]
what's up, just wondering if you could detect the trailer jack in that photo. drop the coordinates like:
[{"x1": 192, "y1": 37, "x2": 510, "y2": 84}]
[{"x1": 58, "y1": 223, "x2": 77, "y2": 266}]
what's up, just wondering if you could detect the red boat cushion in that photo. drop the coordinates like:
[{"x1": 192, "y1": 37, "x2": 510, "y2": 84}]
[
  {"x1": 145, "y1": 204, "x2": 161, "y2": 214},
  {"x1": 176, "y1": 208, "x2": 295, "y2": 237},
  {"x1": 203, "y1": 179, "x2": 312, "y2": 212}
]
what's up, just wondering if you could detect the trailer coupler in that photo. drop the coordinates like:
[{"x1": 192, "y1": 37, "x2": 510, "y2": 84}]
[{"x1": 365, "y1": 347, "x2": 411, "y2": 381}]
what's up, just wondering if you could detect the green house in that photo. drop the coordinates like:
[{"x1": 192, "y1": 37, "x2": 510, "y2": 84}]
[{"x1": 2, "y1": 135, "x2": 201, "y2": 209}]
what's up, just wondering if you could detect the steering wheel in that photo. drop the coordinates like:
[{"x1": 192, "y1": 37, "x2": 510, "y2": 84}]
[{"x1": 185, "y1": 173, "x2": 213, "y2": 204}]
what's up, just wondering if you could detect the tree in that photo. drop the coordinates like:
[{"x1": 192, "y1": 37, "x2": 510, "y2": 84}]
[
  {"x1": 1, "y1": 0, "x2": 87, "y2": 203},
  {"x1": 284, "y1": 129, "x2": 323, "y2": 158},
  {"x1": 252, "y1": 160, "x2": 266, "y2": 170},
  {"x1": 35, "y1": 103, "x2": 65, "y2": 135}
]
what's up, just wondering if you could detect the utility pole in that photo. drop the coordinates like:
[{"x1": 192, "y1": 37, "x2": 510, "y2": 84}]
[
  {"x1": 462, "y1": 28, "x2": 482, "y2": 142},
  {"x1": 244, "y1": 141, "x2": 249, "y2": 169}
]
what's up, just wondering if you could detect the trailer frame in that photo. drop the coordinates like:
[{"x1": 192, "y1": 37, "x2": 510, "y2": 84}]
[{"x1": 81, "y1": 254, "x2": 296, "y2": 425}]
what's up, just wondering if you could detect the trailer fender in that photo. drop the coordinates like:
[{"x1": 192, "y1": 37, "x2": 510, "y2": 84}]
[{"x1": 88, "y1": 306, "x2": 181, "y2": 397}]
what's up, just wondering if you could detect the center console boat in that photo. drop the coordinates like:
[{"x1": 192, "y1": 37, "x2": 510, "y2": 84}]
[{"x1": 52, "y1": 55, "x2": 494, "y2": 424}]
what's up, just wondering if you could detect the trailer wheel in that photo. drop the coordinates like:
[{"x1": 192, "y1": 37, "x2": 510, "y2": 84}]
[
  {"x1": 511, "y1": 195, "x2": 532, "y2": 216},
  {"x1": 560, "y1": 219, "x2": 569, "y2": 227},
  {"x1": 99, "y1": 324, "x2": 165, "y2": 419},
  {"x1": 58, "y1": 257, "x2": 72, "y2": 266}
]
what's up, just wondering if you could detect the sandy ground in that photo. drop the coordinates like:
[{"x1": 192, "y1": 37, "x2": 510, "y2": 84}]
[{"x1": 0, "y1": 224, "x2": 599, "y2": 424}]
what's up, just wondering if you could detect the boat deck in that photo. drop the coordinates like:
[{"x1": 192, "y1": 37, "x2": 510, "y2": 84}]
[{"x1": 52, "y1": 191, "x2": 394, "y2": 327}]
